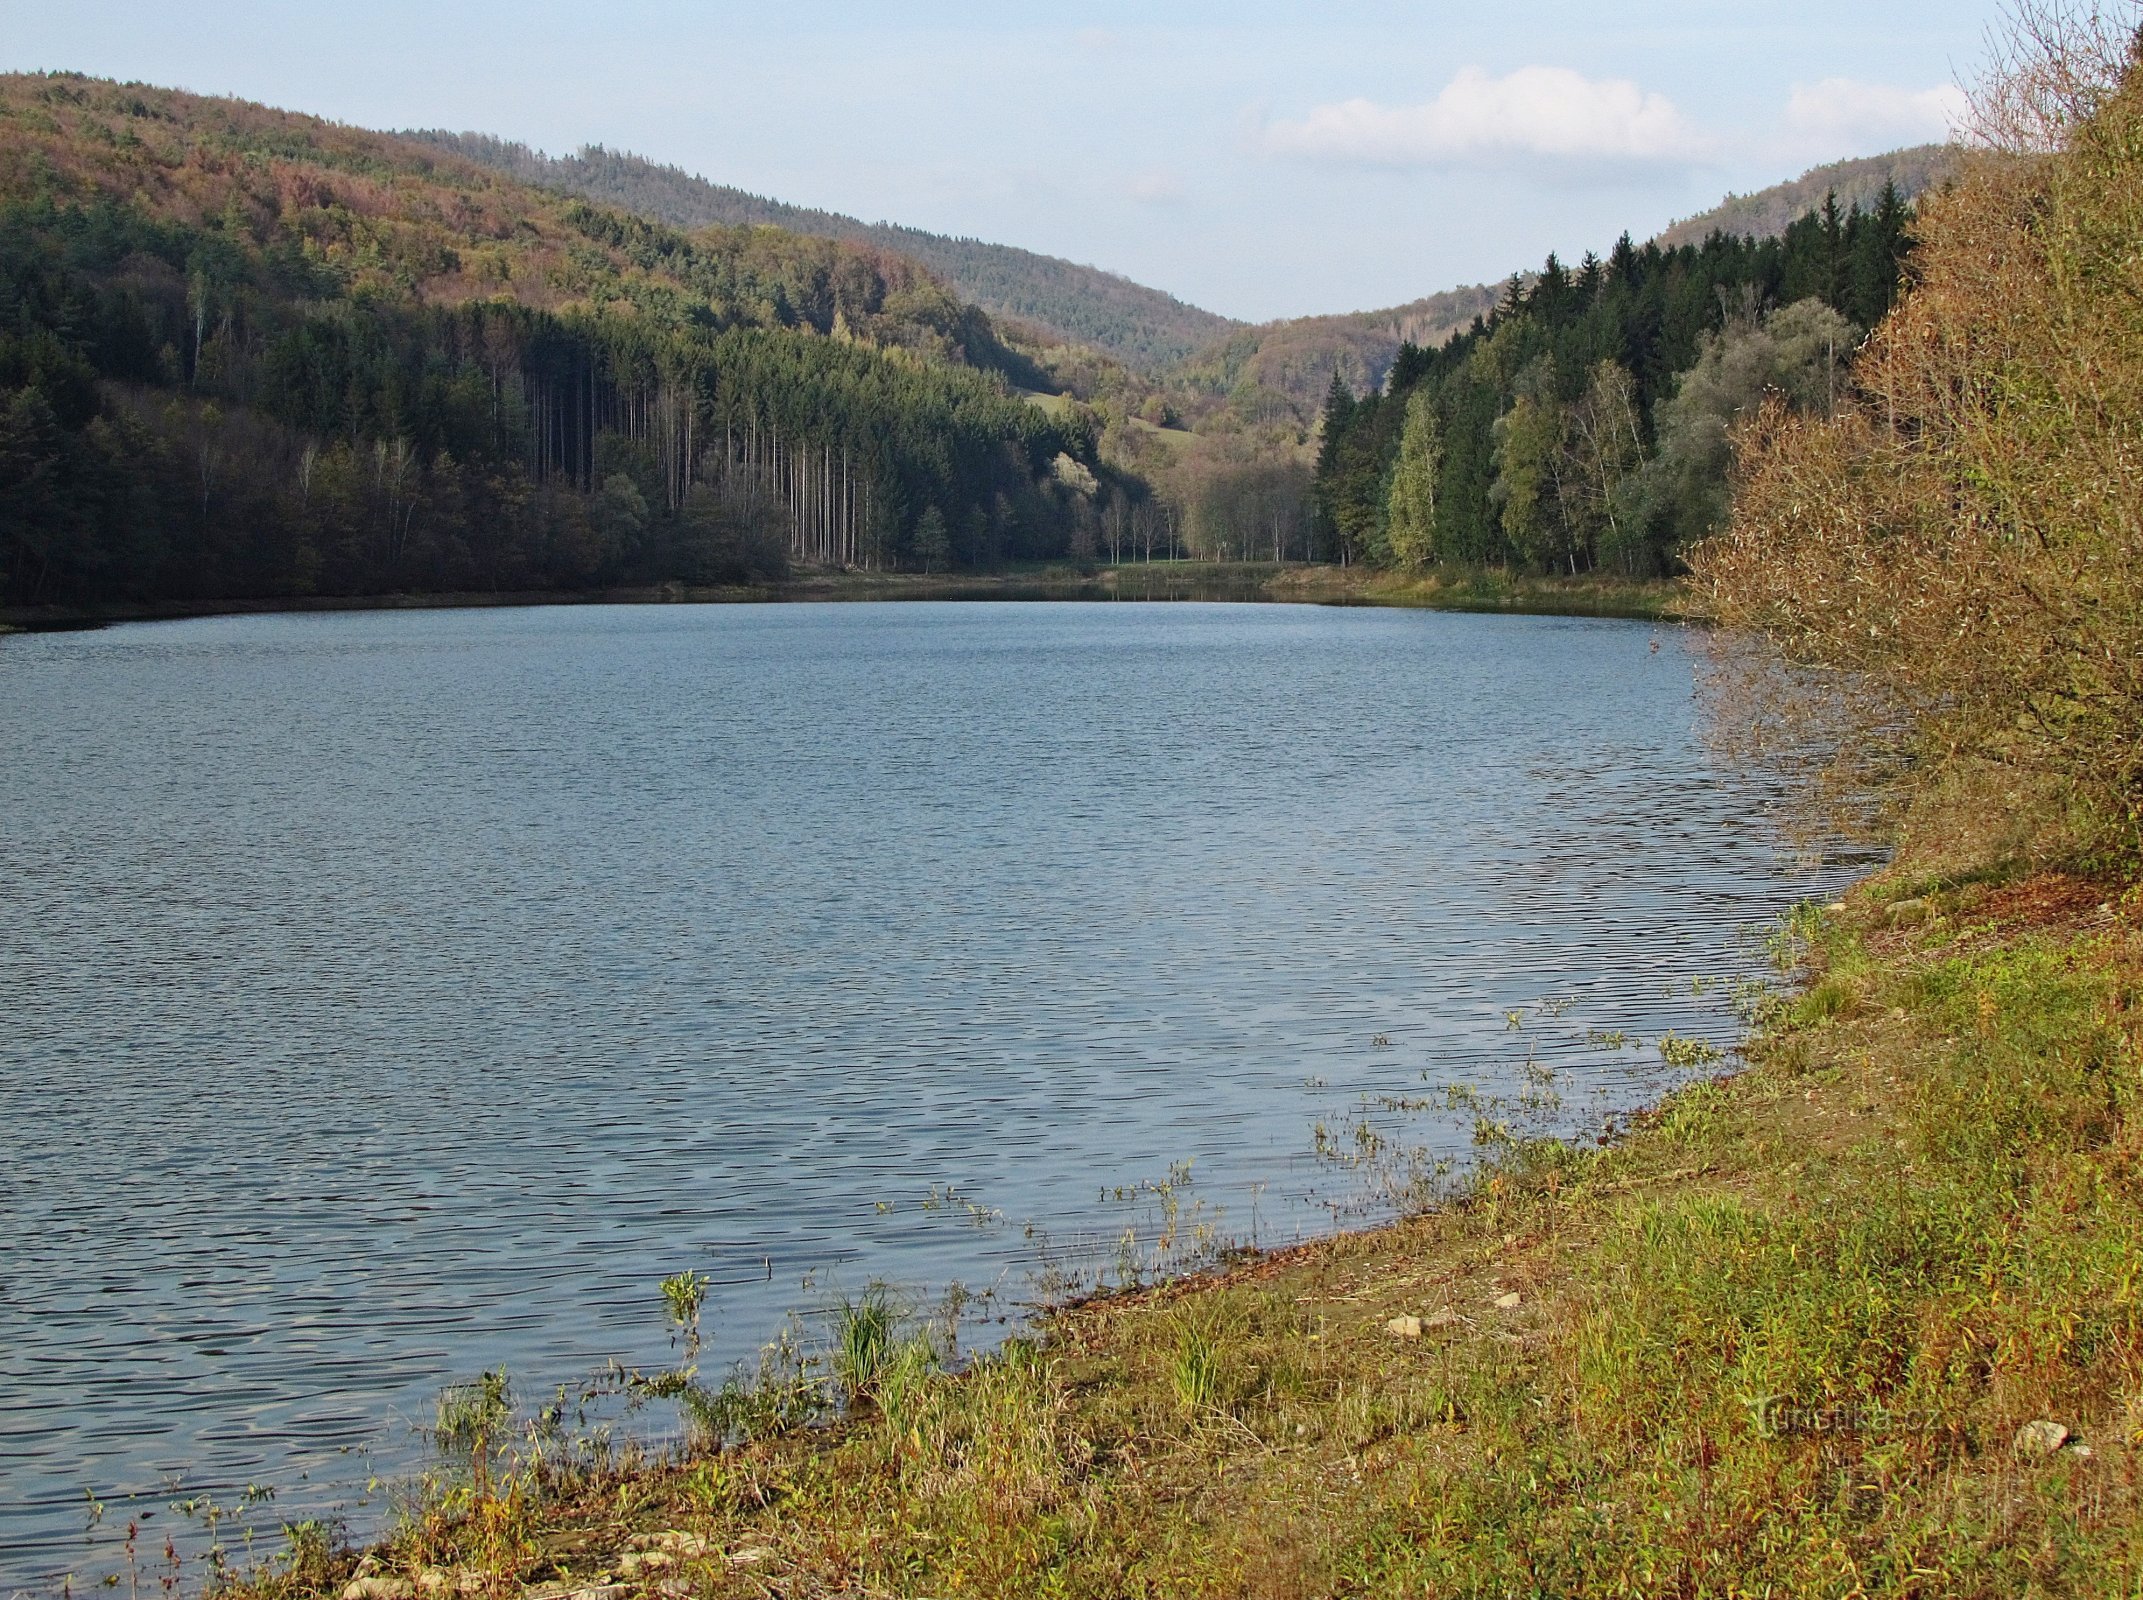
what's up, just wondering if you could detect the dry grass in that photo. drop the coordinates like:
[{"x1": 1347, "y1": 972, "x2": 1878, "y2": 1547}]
[{"x1": 1264, "y1": 563, "x2": 1690, "y2": 620}]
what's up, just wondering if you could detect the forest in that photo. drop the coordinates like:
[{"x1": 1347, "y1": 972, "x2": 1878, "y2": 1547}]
[
  {"x1": 0, "y1": 74, "x2": 1118, "y2": 610},
  {"x1": 409, "y1": 133, "x2": 1242, "y2": 373},
  {"x1": 1, "y1": 68, "x2": 1948, "y2": 613},
  {"x1": 1311, "y1": 190, "x2": 1919, "y2": 576}
]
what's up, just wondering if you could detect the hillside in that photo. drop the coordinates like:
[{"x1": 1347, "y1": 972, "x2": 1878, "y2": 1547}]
[
  {"x1": 1655, "y1": 144, "x2": 1958, "y2": 249},
  {"x1": 1169, "y1": 282, "x2": 1504, "y2": 427},
  {"x1": 1173, "y1": 146, "x2": 1955, "y2": 426},
  {"x1": 1313, "y1": 179, "x2": 1916, "y2": 576},
  {"x1": 408, "y1": 134, "x2": 1242, "y2": 372},
  {"x1": 0, "y1": 73, "x2": 1114, "y2": 612}
]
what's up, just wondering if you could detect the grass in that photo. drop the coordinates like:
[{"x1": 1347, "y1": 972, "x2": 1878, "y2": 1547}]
[
  {"x1": 215, "y1": 857, "x2": 2143, "y2": 1599},
  {"x1": 1264, "y1": 562, "x2": 1692, "y2": 620}
]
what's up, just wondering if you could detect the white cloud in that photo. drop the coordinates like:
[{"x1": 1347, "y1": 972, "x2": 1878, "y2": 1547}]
[
  {"x1": 1786, "y1": 79, "x2": 1969, "y2": 149},
  {"x1": 1261, "y1": 66, "x2": 1706, "y2": 170}
]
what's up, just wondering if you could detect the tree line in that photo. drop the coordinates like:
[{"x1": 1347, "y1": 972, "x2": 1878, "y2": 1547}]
[{"x1": 1312, "y1": 188, "x2": 1919, "y2": 576}]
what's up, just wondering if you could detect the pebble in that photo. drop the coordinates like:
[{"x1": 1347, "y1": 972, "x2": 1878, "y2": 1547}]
[
  {"x1": 1492, "y1": 1292, "x2": 1522, "y2": 1310},
  {"x1": 1385, "y1": 1315, "x2": 1423, "y2": 1340}
]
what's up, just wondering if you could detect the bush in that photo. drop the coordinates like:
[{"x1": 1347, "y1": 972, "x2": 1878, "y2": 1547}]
[{"x1": 1695, "y1": 19, "x2": 2143, "y2": 856}]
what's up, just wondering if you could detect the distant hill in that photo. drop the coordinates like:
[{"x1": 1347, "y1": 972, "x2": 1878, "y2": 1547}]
[
  {"x1": 1176, "y1": 146, "x2": 1961, "y2": 423},
  {"x1": 408, "y1": 134, "x2": 1242, "y2": 373},
  {"x1": 1170, "y1": 284, "x2": 1503, "y2": 426},
  {"x1": 1655, "y1": 145, "x2": 1959, "y2": 249}
]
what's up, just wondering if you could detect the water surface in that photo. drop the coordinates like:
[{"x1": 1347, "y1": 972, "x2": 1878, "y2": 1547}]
[{"x1": 1, "y1": 602, "x2": 1825, "y2": 1588}]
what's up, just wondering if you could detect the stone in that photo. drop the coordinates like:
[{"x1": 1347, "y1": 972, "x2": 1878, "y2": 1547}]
[
  {"x1": 615, "y1": 1552, "x2": 673, "y2": 1578},
  {"x1": 2014, "y1": 1420, "x2": 2071, "y2": 1458},
  {"x1": 342, "y1": 1580, "x2": 415, "y2": 1600},
  {"x1": 1492, "y1": 1292, "x2": 1522, "y2": 1310},
  {"x1": 412, "y1": 1569, "x2": 485, "y2": 1599},
  {"x1": 1385, "y1": 1315, "x2": 1423, "y2": 1339}
]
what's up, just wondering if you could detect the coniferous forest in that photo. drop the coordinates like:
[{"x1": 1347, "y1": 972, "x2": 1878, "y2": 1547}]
[{"x1": 1311, "y1": 192, "x2": 1919, "y2": 576}]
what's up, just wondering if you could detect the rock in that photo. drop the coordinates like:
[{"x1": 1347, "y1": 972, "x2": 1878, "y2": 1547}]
[
  {"x1": 343, "y1": 1580, "x2": 416, "y2": 1600},
  {"x1": 412, "y1": 1570, "x2": 485, "y2": 1599},
  {"x1": 1385, "y1": 1315, "x2": 1423, "y2": 1340},
  {"x1": 2015, "y1": 1420, "x2": 2071, "y2": 1457},
  {"x1": 615, "y1": 1552, "x2": 673, "y2": 1578},
  {"x1": 1825, "y1": 902, "x2": 1849, "y2": 914},
  {"x1": 2070, "y1": 1443, "x2": 2095, "y2": 1460},
  {"x1": 1492, "y1": 1292, "x2": 1522, "y2": 1310},
  {"x1": 1886, "y1": 897, "x2": 1933, "y2": 927}
]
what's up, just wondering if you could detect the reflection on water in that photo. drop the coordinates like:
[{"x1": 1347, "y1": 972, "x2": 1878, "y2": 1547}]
[{"x1": 1, "y1": 601, "x2": 1832, "y2": 1588}]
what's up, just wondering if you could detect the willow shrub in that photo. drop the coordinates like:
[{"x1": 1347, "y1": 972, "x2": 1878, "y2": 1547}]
[{"x1": 1694, "y1": 37, "x2": 2143, "y2": 856}]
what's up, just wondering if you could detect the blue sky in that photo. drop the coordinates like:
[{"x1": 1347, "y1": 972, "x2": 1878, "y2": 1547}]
[{"x1": 0, "y1": 1, "x2": 2010, "y2": 323}]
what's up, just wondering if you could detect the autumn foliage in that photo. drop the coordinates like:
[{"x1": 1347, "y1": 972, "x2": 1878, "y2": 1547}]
[{"x1": 1696, "y1": 7, "x2": 2143, "y2": 851}]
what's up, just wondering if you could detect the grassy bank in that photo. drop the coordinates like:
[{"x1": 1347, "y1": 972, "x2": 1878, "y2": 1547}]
[
  {"x1": 0, "y1": 564, "x2": 1686, "y2": 633},
  {"x1": 1263, "y1": 564, "x2": 1690, "y2": 620},
  {"x1": 224, "y1": 849, "x2": 2141, "y2": 1599}
]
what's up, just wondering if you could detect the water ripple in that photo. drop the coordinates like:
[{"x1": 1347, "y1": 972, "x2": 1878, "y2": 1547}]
[{"x1": 0, "y1": 602, "x2": 1840, "y2": 1589}]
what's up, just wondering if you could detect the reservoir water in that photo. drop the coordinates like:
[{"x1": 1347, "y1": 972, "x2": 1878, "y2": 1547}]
[{"x1": 1, "y1": 601, "x2": 1832, "y2": 1588}]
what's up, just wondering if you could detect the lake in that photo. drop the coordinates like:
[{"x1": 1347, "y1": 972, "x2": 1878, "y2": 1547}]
[{"x1": 0, "y1": 601, "x2": 1833, "y2": 1588}]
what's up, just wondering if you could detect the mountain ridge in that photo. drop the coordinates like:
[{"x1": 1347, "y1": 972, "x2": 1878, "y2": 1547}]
[{"x1": 406, "y1": 133, "x2": 1242, "y2": 372}]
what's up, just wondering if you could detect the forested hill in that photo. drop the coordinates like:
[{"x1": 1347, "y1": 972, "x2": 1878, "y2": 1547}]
[
  {"x1": 1169, "y1": 282, "x2": 1505, "y2": 428},
  {"x1": 0, "y1": 73, "x2": 1131, "y2": 612},
  {"x1": 1655, "y1": 145, "x2": 1957, "y2": 249},
  {"x1": 1165, "y1": 147, "x2": 1953, "y2": 427},
  {"x1": 409, "y1": 134, "x2": 1243, "y2": 372},
  {"x1": 1313, "y1": 185, "x2": 1919, "y2": 580}
]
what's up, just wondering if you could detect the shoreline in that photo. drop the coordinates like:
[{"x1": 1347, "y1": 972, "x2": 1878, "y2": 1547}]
[
  {"x1": 0, "y1": 564, "x2": 1689, "y2": 634},
  {"x1": 214, "y1": 854, "x2": 2142, "y2": 1598}
]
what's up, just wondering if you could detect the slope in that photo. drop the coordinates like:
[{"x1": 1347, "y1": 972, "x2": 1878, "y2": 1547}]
[
  {"x1": 1172, "y1": 146, "x2": 1957, "y2": 428},
  {"x1": 409, "y1": 134, "x2": 1242, "y2": 373},
  {"x1": 0, "y1": 72, "x2": 1110, "y2": 611},
  {"x1": 1655, "y1": 144, "x2": 1959, "y2": 250}
]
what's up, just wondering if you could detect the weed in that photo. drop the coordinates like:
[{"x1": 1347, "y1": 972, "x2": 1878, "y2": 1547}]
[
  {"x1": 1168, "y1": 1314, "x2": 1226, "y2": 1419},
  {"x1": 833, "y1": 1284, "x2": 902, "y2": 1400}
]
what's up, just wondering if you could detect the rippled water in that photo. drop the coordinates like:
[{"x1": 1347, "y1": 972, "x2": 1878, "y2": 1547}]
[{"x1": 1, "y1": 601, "x2": 1833, "y2": 1589}]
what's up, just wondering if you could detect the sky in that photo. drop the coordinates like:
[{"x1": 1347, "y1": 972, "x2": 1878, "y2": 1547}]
[{"x1": 0, "y1": 1, "x2": 2014, "y2": 324}]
